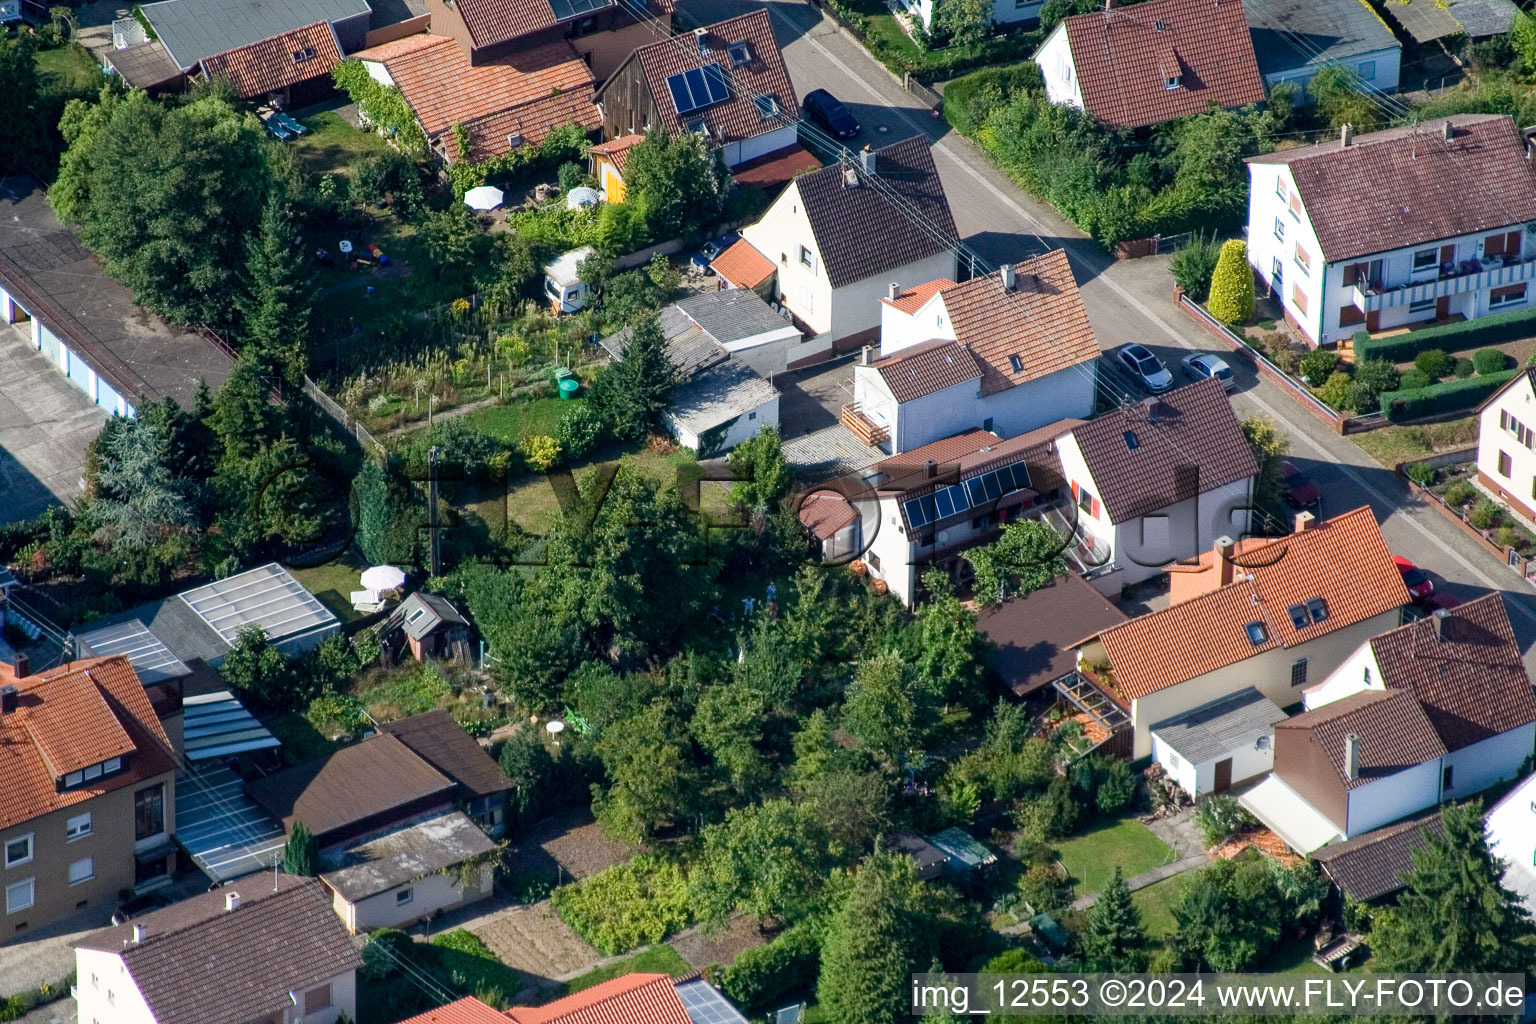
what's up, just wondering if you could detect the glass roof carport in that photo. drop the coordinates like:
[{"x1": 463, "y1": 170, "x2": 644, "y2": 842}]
[
  {"x1": 178, "y1": 563, "x2": 338, "y2": 651},
  {"x1": 182, "y1": 690, "x2": 282, "y2": 761},
  {"x1": 173, "y1": 694, "x2": 286, "y2": 883},
  {"x1": 74, "y1": 619, "x2": 190, "y2": 685}
]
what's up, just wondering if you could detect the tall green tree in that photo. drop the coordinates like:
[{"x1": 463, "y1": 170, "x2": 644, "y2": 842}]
[
  {"x1": 935, "y1": 0, "x2": 992, "y2": 45},
  {"x1": 1371, "y1": 801, "x2": 1536, "y2": 973},
  {"x1": 88, "y1": 414, "x2": 194, "y2": 549},
  {"x1": 841, "y1": 651, "x2": 930, "y2": 769},
  {"x1": 354, "y1": 459, "x2": 418, "y2": 566},
  {"x1": 283, "y1": 820, "x2": 318, "y2": 876},
  {"x1": 498, "y1": 726, "x2": 555, "y2": 834},
  {"x1": 727, "y1": 425, "x2": 793, "y2": 510},
  {"x1": 903, "y1": 570, "x2": 991, "y2": 707},
  {"x1": 1080, "y1": 868, "x2": 1147, "y2": 971},
  {"x1": 964, "y1": 519, "x2": 1067, "y2": 606},
  {"x1": 239, "y1": 195, "x2": 310, "y2": 383},
  {"x1": 220, "y1": 625, "x2": 292, "y2": 706},
  {"x1": 588, "y1": 313, "x2": 680, "y2": 441},
  {"x1": 1240, "y1": 415, "x2": 1290, "y2": 512},
  {"x1": 625, "y1": 131, "x2": 730, "y2": 242},
  {"x1": 0, "y1": 34, "x2": 51, "y2": 177},
  {"x1": 591, "y1": 700, "x2": 698, "y2": 842},
  {"x1": 1207, "y1": 239, "x2": 1256, "y2": 326},
  {"x1": 691, "y1": 681, "x2": 776, "y2": 799},
  {"x1": 51, "y1": 90, "x2": 269, "y2": 330},
  {"x1": 687, "y1": 799, "x2": 830, "y2": 927},
  {"x1": 817, "y1": 852, "x2": 939, "y2": 1024}
]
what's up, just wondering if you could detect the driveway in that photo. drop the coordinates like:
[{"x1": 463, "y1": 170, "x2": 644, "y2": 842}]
[{"x1": 0, "y1": 329, "x2": 105, "y2": 524}]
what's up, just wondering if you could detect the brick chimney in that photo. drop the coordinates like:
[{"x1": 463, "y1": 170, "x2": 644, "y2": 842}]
[
  {"x1": 1214, "y1": 535, "x2": 1236, "y2": 587},
  {"x1": 1294, "y1": 510, "x2": 1316, "y2": 533},
  {"x1": 1344, "y1": 734, "x2": 1361, "y2": 780}
]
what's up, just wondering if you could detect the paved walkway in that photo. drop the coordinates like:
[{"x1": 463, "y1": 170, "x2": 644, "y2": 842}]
[{"x1": 1068, "y1": 854, "x2": 1209, "y2": 912}]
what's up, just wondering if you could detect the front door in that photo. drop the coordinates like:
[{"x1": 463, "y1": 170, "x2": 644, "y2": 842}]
[
  {"x1": 1440, "y1": 244, "x2": 1456, "y2": 270},
  {"x1": 1436, "y1": 295, "x2": 1450, "y2": 319},
  {"x1": 1213, "y1": 758, "x2": 1233, "y2": 792},
  {"x1": 1366, "y1": 310, "x2": 1381, "y2": 332}
]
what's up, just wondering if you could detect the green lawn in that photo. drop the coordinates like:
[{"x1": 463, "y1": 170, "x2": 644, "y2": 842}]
[
  {"x1": 1053, "y1": 818, "x2": 1175, "y2": 897},
  {"x1": 1129, "y1": 876, "x2": 1182, "y2": 938},
  {"x1": 35, "y1": 43, "x2": 105, "y2": 91},
  {"x1": 558, "y1": 945, "x2": 690, "y2": 996},
  {"x1": 1349, "y1": 415, "x2": 1477, "y2": 467},
  {"x1": 263, "y1": 711, "x2": 343, "y2": 765},
  {"x1": 453, "y1": 396, "x2": 582, "y2": 444},
  {"x1": 288, "y1": 545, "x2": 372, "y2": 622},
  {"x1": 1259, "y1": 938, "x2": 1329, "y2": 974},
  {"x1": 292, "y1": 109, "x2": 398, "y2": 178}
]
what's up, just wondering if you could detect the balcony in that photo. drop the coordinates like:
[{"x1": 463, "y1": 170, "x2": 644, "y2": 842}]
[
  {"x1": 839, "y1": 403, "x2": 889, "y2": 448},
  {"x1": 1350, "y1": 254, "x2": 1536, "y2": 312}
]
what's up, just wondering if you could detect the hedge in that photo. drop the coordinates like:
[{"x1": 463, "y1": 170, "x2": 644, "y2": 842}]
[
  {"x1": 716, "y1": 923, "x2": 821, "y2": 1014},
  {"x1": 1379, "y1": 367, "x2": 1521, "y2": 421},
  {"x1": 1353, "y1": 306, "x2": 1536, "y2": 363}
]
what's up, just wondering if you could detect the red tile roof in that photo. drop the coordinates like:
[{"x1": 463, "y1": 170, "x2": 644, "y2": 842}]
[
  {"x1": 798, "y1": 491, "x2": 860, "y2": 540},
  {"x1": 1057, "y1": 0, "x2": 1266, "y2": 128},
  {"x1": 398, "y1": 998, "x2": 514, "y2": 1024},
  {"x1": 880, "y1": 278, "x2": 955, "y2": 315},
  {"x1": 1366, "y1": 592, "x2": 1536, "y2": 751},
  {"x1": 451, "y1": 0, "x2": 595, "y2": 50},
  {"x1": 591, "y1": 134, "x2": 646, "y2": 177},
  {"x1": 368, "y1": 35, "x2": 599, "y2": 157},
  {"x1": 729, "y1": 143, "x2": 822, "y2": 189},
  {"x1": 617, "y1": 10, "x2": 796, "y2": 145},
  {"x1": 352, "y1": 33, "x2": 445, "y2": 61},
  {"x1": 872, "y1": 339, "x2": 982, "y2": 402},
  {"x1": 935, "y1": 250, "x2": 1099, "y2": 394},
  {"x1": 1086, "y1": 506, "x2": 1411, "y2": 700},
  {"x1": 199, "y1": 21, "x2": 342, "y2": 99},
  {"x1": 0, "y1": 656, "x2": 177, "y2": 832},
  {"x1": 1276, "y1": 689, "x2": 1446, "y2": 790},
  {"x1": 1247, "y1": 114, "x2": 1536, "y2": 264},
  {"x1": 506, "y1": 974, "x2": 692, "y2": 1024},
  {"x1": 711, "y1": 238, "x2": 775, "y2": 289}
]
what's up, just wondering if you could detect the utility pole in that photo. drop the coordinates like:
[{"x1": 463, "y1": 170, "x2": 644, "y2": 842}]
[{"x1": 428, "y1": 445, "x2": 441, "y2": 577}]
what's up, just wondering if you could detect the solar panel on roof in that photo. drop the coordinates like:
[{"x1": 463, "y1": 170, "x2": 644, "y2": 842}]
[
  {"x1": 676, "y1": 980, "x2": 751, "y2": 1024},
  {"x1": 667, "y1": 62, "x2": 730, "y2": 115},
  {"x1": 548, "y1": 0, "x2": 609, "y2": 20}
]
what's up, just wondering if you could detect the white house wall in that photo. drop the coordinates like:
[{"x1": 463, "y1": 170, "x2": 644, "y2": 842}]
[
  {"x1": 1126, "y1": 608, "x2": 1402, "y2": 758},
  {"x1": 347, "y1": 868, "x2": 490, "y2": 933},
  {"x1": 741, "y1": 184, "x2": 834, "y2": 335},
  {"x1": 1443, "y1": 723, "x2": 1535, "y2": 801},
  {"x1": 1158, "y1": 733, "x2": 1277, "y2": 798},
  {"x1": 828, "y1": 249, "x2": 958, "y2": 345},
  {"x1": 866, "y1": 495, "x2": 919, "y2": 605},
  {"x1": 1302, "y1": 640, "x2": 1382, "y2": 710},
  {"x1": 1486, "y1": 775, "x2": 1536, "y2": 915},
  {"x1": 719, "y1": 124, "x2": 799, "y2": 168},
  {"x1": 983, "y1": 365, "x2": 1096, "y2": 438},
  {"x1": 891, "y1": 378, "x2": 984, "y2": 453},
  {"x1": 1346, "y1": 759, "x2": 1440, "y2": 837},
  {"x1": 1478, "y1": 375, "x2": 1536, "y2": 523},
  {"x1": 1150, "y1": 734, "x2": 1201, "y2": 796},
  {"x1": 991, "y1": 0, "x2": 1043, "y2": 27},
  {"x1": 880, "y1": 292, "x2": 957, "y2": 354},
  {"x1": 1261, "y1": 47, "x2": 1401, "y2": 100},
  {"x1": 720, "y1": 322, "x2": 802, "y2": 377},
  {"x1": 1034, "y1": 24, "x2": 1082, "y2": 110},
  {"x1": 664, "y1": 395, "x2": 778, "y2": 455},
  {"x1": 76, "y1": 949, "x2": 157, "y2": 1024},
  {"x1": 1246, "y1": 162, "x2": 1327, "y2": 346}
]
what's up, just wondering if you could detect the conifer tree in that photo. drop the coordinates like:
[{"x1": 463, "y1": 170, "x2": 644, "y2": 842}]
[{"x1": 1080, "y1": 867, "x2": 1148, "y2": 972}]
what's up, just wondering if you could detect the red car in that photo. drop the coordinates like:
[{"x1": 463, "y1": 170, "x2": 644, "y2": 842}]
[
  {"x1": 1281, "y1": 461, "x2": 1321, "y2": 509},
  {"x1": 1393, "y1": 555, "x2": 1435, "y2": 600}
]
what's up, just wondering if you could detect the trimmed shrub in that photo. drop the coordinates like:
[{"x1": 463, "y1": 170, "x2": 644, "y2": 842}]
[
  {"x1": 1469, "y1": 499, "x2": 1503, "y2": 531},
  {"x1": 718, "y1": 924, "x2": 820, "y2": 1013},
  {"x1": 1298, "y1": 348, "x2": 1340, "y2": 387},
  {"x1": 1444, "y1": 481, "x2": 1476, "y2": 507},
  {"x1": 1380, "y1": 368, "x2": 1521, "y2": 421},
  {"x1": 1208, "y1": 239, "x2": 1255, "y2": 326},
  {"x1": 1454, "y1": 357, "x2": 1476, "y2": 378},
  {"x1": 1414, "y1": 348, "x2": 1452, "y2": 378},
  {"x1": 550, "y1": 855, "x2": 691, "y2": 955},
  {"x1": 1406, "y1": 461, "x2": 1438, "y2": 487},
  {"x1": 1474, "y1": 348, "x2": 1509, "y2": 375},
  {"x1": 1352, "y1": 306, "x2": 1536, "y2": 363},
  {"x1": 1170, "y1": 232, "x2": 1222, "y2": 303},
  {"x1": 1398, "y1": 368, "x2": 1432, "y2": 391},
  {"x1": 1315, "y1": 371, "x2": 1356, "y2": 410}
]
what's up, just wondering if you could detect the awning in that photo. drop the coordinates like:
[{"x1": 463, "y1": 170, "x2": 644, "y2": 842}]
[
  {"x1": 1238, "y1": 776, "x2": 1344, "y2": 854},
  {"x1": 182, "y1": 691, "x2": 281, "y2": 761}
]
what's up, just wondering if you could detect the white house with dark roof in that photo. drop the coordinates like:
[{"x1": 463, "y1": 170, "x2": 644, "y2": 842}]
[
  {"x1": 1474, "y1": 367, "x2": 1536, "y2": 529},
  {"x1": 852, "y1": 250, "x2": 1100, "y2": 454},
  {"x1": 737, "y1": 137, "x2": 959, "y2": 357},
  {"x1": 1246, "y1": 114, "x2": 1536, "y2": 348},
  {"x1": 1054, "y1": 377, "x2": 1257, "y2": 588}
]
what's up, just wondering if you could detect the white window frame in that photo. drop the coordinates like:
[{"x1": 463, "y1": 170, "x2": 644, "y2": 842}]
[
  {"x1": 1164, "y1": 74, "x2": 1181, "y2": 90},
  {"x1": 396, "y1": 888, "x2": 414, "y2": 906},
  {"x1": 1491, "y1": 284, "x2": 1529, "y2": 309},
  {"x1": 1273, "y1": 217, "x2": 1285, "y2": 242},
  {"x1": 68, "y1": 856, "x2": 94, "y2": 885},
  {"x1": 799, "y1": 245, "x2": 815, "y2": 271},
  {"x1": 4, "y1": 833, "x2": 34, "y2": 869},
  {"x1": 66, "y1": 813, "x2": 92, "y2": 841},
  {"x1": 102, "y1": 757, "x2": 122, "y2": 775},
  {"x1": 1412, "y1": 248, "x2": 1438, "y2": 271},
  {"x1": 5, "y1": 877, "x2": 34, "y2": 914}
]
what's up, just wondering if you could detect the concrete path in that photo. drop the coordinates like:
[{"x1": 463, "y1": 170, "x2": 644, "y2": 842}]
[{"x1": 1068, "y1": 854, "x2": 1209, "y2": 912}]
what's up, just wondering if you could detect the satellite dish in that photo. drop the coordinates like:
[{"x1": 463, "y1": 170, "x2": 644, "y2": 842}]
[{"x1": 546, "y1": 720, "x2": 566, "y2": 735}]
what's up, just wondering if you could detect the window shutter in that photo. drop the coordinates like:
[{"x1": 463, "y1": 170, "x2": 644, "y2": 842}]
[
  {"x1": 1071, "y1": 481, "x2": 1080, "y2": 501},
  {"x1": 1091, "y1": 497, "x2": 1101, "y2": 519}
]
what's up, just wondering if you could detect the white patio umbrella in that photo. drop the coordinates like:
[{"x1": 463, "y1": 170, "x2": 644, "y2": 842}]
[
  {"x1": 463, "y1": 185, "x2": 505, "y2": 211},
  {"x1": 360, "y1": 565, "x2": 407, "y2": 591}
]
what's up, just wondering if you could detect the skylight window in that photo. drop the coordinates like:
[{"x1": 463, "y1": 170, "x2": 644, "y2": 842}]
[
  {"x1": 728, "y1": 40, "x2": 752, "y2": 67},
  {"x1": 1008, "y1": 354, "x2": 1024, "y2": 373},
  {"x1": 1245, "y1": 621, "x2": 1268, "y2": 646},
  {"x1": 754, "y1": 95, "x2": 779, "y2": 121},
  {"x1": 1306, "y1": 597, "x2": 1328, "y2": 623},
  {"x1": 1124, "y1": 431, "x2": 1139, "y2": 451},
  {"x1": 1287, "y1": 604, "x2": 1308, "y2": 630},
  {"x1": 1164, "y1": 74, "x2": 1182, "y2": 90}
]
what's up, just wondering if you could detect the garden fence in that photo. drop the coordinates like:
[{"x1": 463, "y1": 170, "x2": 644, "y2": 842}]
[{"x1": 303, "y1": 375, "x2": 387, "y2": 459}]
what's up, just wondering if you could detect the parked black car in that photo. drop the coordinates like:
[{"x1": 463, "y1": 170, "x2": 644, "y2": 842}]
[
  {"x1": 802, "y1": 89, "x2": 860, "y2": 139},
  {"x1": 112, "y1": 891, "x2": 173, "y2": 925}
]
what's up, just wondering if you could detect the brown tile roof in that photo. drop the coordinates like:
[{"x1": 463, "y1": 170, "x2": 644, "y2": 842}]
[
  {"x1": 1057, "y1": 0, "x2": 1265, "y2": 128},
  {"x1": 729, "y1": 143, "x2": 822, "y2": 189},
  {"x1": 1312, "y1": 810, "x2": 1445, "y2": 900},
  {"x1": 451, "y1": 0, "x2": 607, "y2": 50},
  {"x1": 399, "y1": 998, "x2": 513, "y2": 1024},
  {"x1": 246, "y1": 732, "x2": 456, "y2": 841},
  {"x1": 1069, "y1": 377, "x2": 1256, "y2": 522},
  {"x1": 880, "y1": 278, "x2": 955, "y2": 315},
  {"x1": 977, "y1": 575, "x2": 1128, "y2": 695},
  {"x1": 1366, "y1": 593, "x2": 1536, "y2": 751},
  {"x1": 372, "y1": 35, "x2": 599, "y2": 154},
  {"x1": 798, "y1": 491, "x2": 860, "y2": 539},
  {"x1": 0, "y1": 657, "x2": 177, "y2": 832},
  {"x1": 1248, "y1": 114, "x2": 1536, "y2": 264},
  {"x1": 75, "y1": 876, "x2": 361, "y2": 1024},
  {"x1": 1277, "y1": 689, "x2": 1447, "y2": 790},
  {"x1": 199, "y1": 21, "x2": 341, "y2": 99},
  {"x1": 711, "y1": 238, "x2": 776, "y2": 289},
  {"x1": 352, "y1": 33, "x2": 445, "y2": 61},
  {"x1": 936, "y1": 250, "x2": 1100, "y2": 394},
  {"x1": 591, "y1": 133, "x2": 645, "y2": 177},
  {"x1": 619, "y1": 10, "x2": 797, "y2": 145},
  {"x1": 379, "y1": 709, "x2": 510, "y2": 797},
  {"x1": 872, "y1": 339, "x2": 982, "y2": 402},
  {"x1": 1088, "y1": 506, "x2": 1412, "y2": 700},
  {"x1": 506, "y1": 974, "x2": 692, "y2": 1024},
  {"x1": 875, "y1": 419, "x2": 1082, "y2": 497},
  {"x1": 795, "y1": 136, "x2": 958, "y2": 289}
]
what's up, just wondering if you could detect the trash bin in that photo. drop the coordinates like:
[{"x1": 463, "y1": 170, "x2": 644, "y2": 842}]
[{"x1": 559, "y1": 378, "x2": 580, "y2": 400}]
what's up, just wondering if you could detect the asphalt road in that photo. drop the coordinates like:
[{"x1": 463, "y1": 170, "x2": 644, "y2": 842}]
[{"x1": 675, "y1": 0, "x2": 1536, "y2": 671}]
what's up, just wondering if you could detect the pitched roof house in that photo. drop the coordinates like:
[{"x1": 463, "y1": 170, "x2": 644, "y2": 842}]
[
  {"x1": 199, "y1": 21, "x2": 344, "y2": 101},
  {"x1": 74, "y1": 875, "x2": 360, "y2": 1024},
  {"x1": 1073, "y1": 506, "x2": 1412, "y2": 758},
  {"x1": 737, "y1": 137, "x2": 959, "y2": 354},
  {"x1": 424, "y1": 0, "x2": 672, "y2": 77},
  {"x1": 855, "y1": 249, "x2": 1101, "y2": 453},
  {"x1": 396, "y1": 973, "x2": 749, "y2": 1024},
  {"x1": 1475, "y1": 366, "x2": 1536, "y2": 527},
  {"x1": 1245, "y1": 114, "x2": 1536, "y2": 347},
  {"x1": 1312, "y1": 809, "x2": 1444, "y2": 901},
  {"x1": 1, "y1": 656, "x2": 179, "y2": 935},
  {"x1": 1239, "y1": 592, "x2": 1536, "y2": 851},
  {"x1": 975, "y1": 574, "x2": 1128, "y2": 696},
  {"x1": 352, "y1": 34, "x2": 601, "y2": 164},
  {"x1": 138, "y1": 0, "x2": 371, "y2": 70},
  {"x1": 595, "y1": 11, "x2": 810, "y2": 173},
  {"x1": 1054, "y1": 377, "x2": 1257, "y2": 586},
  {"x1": 1033, "y1": 0, "x2": 1266, "y2": 129},
  {"x1": 380, "y1": 708, "x2": 510, "y2": 835},
  {"x1": 1244, "y1": 0, "x2": 1401, "y2": 97}
]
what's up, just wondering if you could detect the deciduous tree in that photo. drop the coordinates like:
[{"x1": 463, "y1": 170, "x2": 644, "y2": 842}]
[{"x1": 625, "y1": 131, "x2": 730, "y2": 242}]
